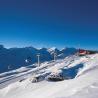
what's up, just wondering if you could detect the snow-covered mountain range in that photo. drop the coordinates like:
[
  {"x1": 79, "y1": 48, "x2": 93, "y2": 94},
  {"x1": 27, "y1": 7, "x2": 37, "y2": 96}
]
[
  {"x1": 0, "y1": 53, "x2": 98, "y2": 98},
  {"x1": 0, "y1": 45, "x2": 77, "y2": 73}
]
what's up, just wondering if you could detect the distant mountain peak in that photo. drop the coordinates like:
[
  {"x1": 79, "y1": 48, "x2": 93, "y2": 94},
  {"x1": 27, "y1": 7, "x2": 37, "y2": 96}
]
[{"x1": 48, "y1": 47, "x2": 58, "y2": 52}]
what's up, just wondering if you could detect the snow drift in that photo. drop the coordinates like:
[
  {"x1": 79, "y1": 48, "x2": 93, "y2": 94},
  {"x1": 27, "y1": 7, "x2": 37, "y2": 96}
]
[{"x1": 0, "y1": 54, "x2": 98, "y2": 98}]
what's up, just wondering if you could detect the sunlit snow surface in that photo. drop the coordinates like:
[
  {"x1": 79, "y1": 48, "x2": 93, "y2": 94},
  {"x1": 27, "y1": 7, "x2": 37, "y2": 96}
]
[{"x1": 0, "y1": 54, "x2": 98, "y2": 98}]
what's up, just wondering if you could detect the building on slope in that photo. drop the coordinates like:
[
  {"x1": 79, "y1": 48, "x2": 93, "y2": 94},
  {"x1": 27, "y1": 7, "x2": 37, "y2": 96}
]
[{"x1": 78, "y1": 49, "x2": 97, "y2": 56}]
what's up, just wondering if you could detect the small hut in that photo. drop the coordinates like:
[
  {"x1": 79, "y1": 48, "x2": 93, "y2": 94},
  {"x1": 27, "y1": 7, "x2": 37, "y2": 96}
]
[
  {"x1": 78, "y1": 49, "x2": 97, "y2": 56},
  {"x1": 78, "y1": 49, "x2": 87, "y2": 56}
]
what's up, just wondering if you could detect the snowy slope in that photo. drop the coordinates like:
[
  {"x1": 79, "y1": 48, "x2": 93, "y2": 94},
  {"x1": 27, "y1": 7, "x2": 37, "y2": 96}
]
[{"x1": 0, "y1": 54, "x2": 98, "y2": 98}]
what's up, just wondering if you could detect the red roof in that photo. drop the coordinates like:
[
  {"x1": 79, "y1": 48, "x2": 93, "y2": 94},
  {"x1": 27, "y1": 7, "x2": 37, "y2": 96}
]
[{"x1": 79, "y1": 49, "x2": 87, "y2": 54}]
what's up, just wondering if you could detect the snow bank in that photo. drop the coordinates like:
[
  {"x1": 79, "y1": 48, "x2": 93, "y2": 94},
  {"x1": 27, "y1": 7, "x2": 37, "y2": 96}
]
[{"x1": 0, "y1": 54, "x2": 98, "y2": 98}]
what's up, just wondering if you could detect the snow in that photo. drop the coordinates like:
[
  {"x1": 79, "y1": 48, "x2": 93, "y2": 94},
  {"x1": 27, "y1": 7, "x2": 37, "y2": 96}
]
[
  {"x1": 48, "y1": 47, "x2": 57, "y2": 52},
  {"x1": 0, "y1": 46, "x2": 77, "y2": 73},
  {"x1": 0, "y1": 54, "x2": 98, "y2": 98}
]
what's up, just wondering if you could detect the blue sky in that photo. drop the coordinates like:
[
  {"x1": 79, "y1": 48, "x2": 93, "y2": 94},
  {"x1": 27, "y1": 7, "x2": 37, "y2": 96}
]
[{"x1": 0, "y1": 0, "x2": 98, "y2": 49}]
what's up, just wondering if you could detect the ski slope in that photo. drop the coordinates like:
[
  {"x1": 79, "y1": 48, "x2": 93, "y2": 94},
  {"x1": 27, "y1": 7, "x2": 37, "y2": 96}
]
[{"x1": 0, "y1": 54, "x2": 98, "y2": 98}]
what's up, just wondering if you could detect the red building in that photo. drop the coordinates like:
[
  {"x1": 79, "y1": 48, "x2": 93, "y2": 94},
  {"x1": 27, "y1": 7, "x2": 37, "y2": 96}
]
[
  {"x1": 78, "y1": 49, "x2": 97, "y2": 56},
  {"x1": 78, "y1": 49, "x2": 88, "y2": 56}
]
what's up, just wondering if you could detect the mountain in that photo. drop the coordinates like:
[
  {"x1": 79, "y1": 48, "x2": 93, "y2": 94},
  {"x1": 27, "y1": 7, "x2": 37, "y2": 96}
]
[
  {"x1": 0, "y1": 45, "x2": 78, "y2": 73},
  {"x1": 0, "y1": 53, "x2": 98, "y2": 98},
  {"x1": 59, "y1": 47, "x2": 78, "y2": 58}
]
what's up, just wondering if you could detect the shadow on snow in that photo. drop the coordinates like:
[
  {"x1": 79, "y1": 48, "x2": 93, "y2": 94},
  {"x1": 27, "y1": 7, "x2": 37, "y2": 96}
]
[{"x1": 62, "y1": 63, "x2": 84, "y2": 79}]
